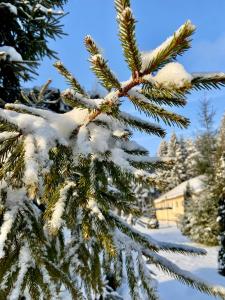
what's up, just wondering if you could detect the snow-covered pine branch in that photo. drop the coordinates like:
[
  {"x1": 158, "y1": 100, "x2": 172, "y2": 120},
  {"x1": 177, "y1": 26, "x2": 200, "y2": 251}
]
[{"x1": 140, "y1": 20, "x2": 196, "y2": 74}]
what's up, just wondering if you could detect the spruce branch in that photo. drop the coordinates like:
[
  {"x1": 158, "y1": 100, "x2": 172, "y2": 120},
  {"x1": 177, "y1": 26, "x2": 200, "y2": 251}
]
[
  {"x1": 89, "y1": 54, "x2": 121, "y2": 90},
  {"x1": 61, "y1": 89, "x2": 99, "y2": 109},
  {"x1": 144, "y1": 250, "x2": 225, "y2": 300},
  {"x1": 115, "y1": 0, "x2": 130, "y2": 15},
  {"x1": 43, "y1": 259, "x2": 82, "y2": 299},
  {"x1": 116, "y1": 112, "x2": 166, "y2": 137},
  {"x1": 54, "y1": 61, "x2": 88, "y2": 96},
  {"x1": 128, "y1": 90, "x2": 190, "y2": 128},
  {"x1": 126, "y1": 252, "x2": 140, "y2": 299},
  {"x1": 191, "y1": 72, "x2": 225, "y2": 90},
  {"x1": 138, "y1": 254, "x2": 159, "y2": 300},
  {"x1": 84, "y1": 35, "x2": 121, "y2": 90},
  {"x1": 141, "y1": 85, "x2": 187, "y2": 107},
  {"x1": 117, "y1": 7, "x2": 142, "y2": 74},
  {"x1": 0, "y1": 117, "x2": 20, "y2": 133},
  {"x1": 127, "y1": 157, "x2": 173, "y2": 172},
  {"x1": 84, "y1": 35, "x2": 100, "y2": 56},
  {"x1": 110, "y1": 212, "x2": 207, "y2": 256},
  {"x1": 141, "y1": 20, "x2": 195, "y2": 75},
  {"x1": 38, "y1": 79, "x2": 52, "y2": 103}
]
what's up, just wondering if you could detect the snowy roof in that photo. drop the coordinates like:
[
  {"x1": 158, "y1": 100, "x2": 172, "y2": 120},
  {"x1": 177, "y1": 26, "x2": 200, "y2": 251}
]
[{"x1": 154, "y1": 176, "x2": 206, "y2": 203}]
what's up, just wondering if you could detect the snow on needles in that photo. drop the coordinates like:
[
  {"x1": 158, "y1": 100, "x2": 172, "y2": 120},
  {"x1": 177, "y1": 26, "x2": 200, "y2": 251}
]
[
  {"x1": 0, "y1": 101, "x2": 160, "y2": 220},
  {"x1": 9, "y1": 244, "x2": 32, "y2": 299},
  {"x1": 0, "y1": 208, "x2": 18, "y2": 259},
  {"x1": 35, "y1": 4, "x2": 64, "y2": 16},
  {"x1": 1, "y1": 2, "x2": 17, "y2": 15},
  {"x1": 48, "y1": 182, "x2": 76, "y2": 233},
  {"x1": 0, "y1": 46, "x2": 22, "y2": 61},
  {"x1": 0, "y1": 131, "x2": 19, "y2": 141},
  {"x1": 154, "y1": 62, "x2": 192, "y2": 88},
  {"x1": 24, "y1": 134, "x2": 39, "y2": 189},
  {"x1": 140, "y1": 20, "x2": 195, "y2": 73},
  {"x1": 0, "y1": 185, "x2": 27, "y2": 259}
]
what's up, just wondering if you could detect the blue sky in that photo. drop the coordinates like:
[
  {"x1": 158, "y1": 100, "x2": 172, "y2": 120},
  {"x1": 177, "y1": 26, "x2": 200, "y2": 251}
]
[{"x1": 27, "y1": 0, "x2": 225, "y2": 155}]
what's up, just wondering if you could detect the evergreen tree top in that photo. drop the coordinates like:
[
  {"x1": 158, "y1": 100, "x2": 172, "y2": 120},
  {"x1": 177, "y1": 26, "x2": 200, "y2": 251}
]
[
  {"x1": 0, "y1": 0, "x2": 225, "y2": 299},
  {"x1": 0, "y1": 0, "x2": 67, "y2": 102}
]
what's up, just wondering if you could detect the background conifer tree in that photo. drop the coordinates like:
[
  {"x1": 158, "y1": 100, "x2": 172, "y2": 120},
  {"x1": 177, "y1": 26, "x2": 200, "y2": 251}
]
[
  {"x1": 185, "y1": 138, "x2": 199, "y2": 178},
  {"x1": 217, "y1": 155, "x2": 225, "y2": 276},
  {"x1": 156, "y1": 140, "x2": 170, "y2": 192},
  {"x1": 130, "y1": 181, "x2": 159, "y2": 227},
  {"x1": 170, "y1": 137, "x2": 188, "y2": 186},
  {"x1": 1, "y1": 0, "x2": 225, "y2": 299},
  {"x1": 177, "y1": 100, "x2": 220, "y2": 246},
  {"x1": 216, "y1": 115, "x2": 225, "y2": 276},
  {"x1": 179, "y1": 182, "x2": 194, "y2": 236},
  {"x1": 157, "y1": 134, "x2": 190, "y2": 192},
  {"x1": 180, "y1": 183, "x2": 219, "y2": 246},
  {"x1": 194, "y1": 98, "x2": 216, "y2": 176},
  {"x1": 0, "y1": 0, "x2": 67, "y2": 103}
]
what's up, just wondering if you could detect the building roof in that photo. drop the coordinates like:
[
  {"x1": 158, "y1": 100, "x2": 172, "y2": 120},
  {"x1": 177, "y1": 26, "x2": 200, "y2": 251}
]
[{"x1": 154, "y1": 175, "x2": 206, "y2": 204}]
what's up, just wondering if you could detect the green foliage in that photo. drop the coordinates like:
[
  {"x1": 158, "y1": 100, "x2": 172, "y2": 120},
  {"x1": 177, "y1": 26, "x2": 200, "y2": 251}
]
[
  {"x1": 192, "y1": 73, "x2": 225, "y2": 90},
  {"x1": 181, "y1": 188, "x2": 220, "y2": 246},
  {"x1": 116, "y1": 112, "x2": 166, "y2": 137},
  {"x1": 0, "y1": 0, "x2": 68, "y2": 102},
  {"x1": 194, "y1": 99, "x2": 216, "y2": 176},
  {"x1": 117, "y1": 6, "x2": 142, "y2": 74},
  {"x1": 141, "y1": 21, "x2": 195, "y2": 74},
  {"x1": 142, "y1": 83, "x2": 187, "y2": 107},
  {"x1": 54, "y1": 61, "x2": 88, "y2": 96},
  {"x1": 128, "y1": 92, "x2": 189, "y2": 128},
  {"x1": 85, "y1": 36, "x2": 121, "y2": 90}
]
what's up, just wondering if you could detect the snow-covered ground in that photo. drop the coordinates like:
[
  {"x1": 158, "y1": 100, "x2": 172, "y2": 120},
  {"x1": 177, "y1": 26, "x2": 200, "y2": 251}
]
[{"x1": 136, "y1": 222, "x2": 225, "y2": 300}]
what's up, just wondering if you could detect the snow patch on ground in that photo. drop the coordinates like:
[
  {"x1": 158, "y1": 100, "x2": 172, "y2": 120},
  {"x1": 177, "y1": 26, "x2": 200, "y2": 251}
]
[{"x1": 136, "y1": 223, "x2": 225, "y2": 300}]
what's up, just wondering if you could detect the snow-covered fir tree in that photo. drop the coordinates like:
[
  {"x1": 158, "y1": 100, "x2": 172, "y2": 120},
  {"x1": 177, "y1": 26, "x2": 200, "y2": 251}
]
[
  {"x1": 131, "y1": 181, "x2": 159, "y2": 227},
  {"x1": 157, "y1": 140, "x2": 168, "y2": 158},
  {"x1": 170, "y1": 137, "x2": 188, "y2": 186},
  {"x1": 185, "y1": 138, "x2": 199, "y2": 178},
  {"x1": 1, "y1": 0, "x2": 225, "y2": 298},
  {"x1": 156, "y1": 140, "x2": 170, "y2": 192},
  {"x1": 216, "y1": 114, "x2": 225, "y2": 276},
  {"x1": 178, "y1": 182, "x2": 194, "y2": 237},
  {"x1": 181, "y1": 181, "x2": 219, "y2": 246},
  {"x1": 194, "y1": 98, "x2": 216, "y2": 176},
  {"x1": 157, "y1": 134, "x2": 190, "y2": 192},
  {"x1": 178, "y1": 100, "x2": 220, "y2": 246},
  {"x1": 0, "y1": 0, "x2": 67, "y2": 103},
  {"x1": 131, "y1": 183, "x2": 153, "y2": 213},
  {"x1": 156, "y1": 134, "x2": 176, "y2": 192},
  {"x1": 217, "y1": 156, "x2": 225, "y2": 275}
]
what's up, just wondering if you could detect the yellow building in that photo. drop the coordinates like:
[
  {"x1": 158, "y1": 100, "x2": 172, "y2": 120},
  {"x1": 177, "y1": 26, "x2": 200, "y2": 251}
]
[{"x1": 154, "y1": 176, "x2": 205, "y2": 223}]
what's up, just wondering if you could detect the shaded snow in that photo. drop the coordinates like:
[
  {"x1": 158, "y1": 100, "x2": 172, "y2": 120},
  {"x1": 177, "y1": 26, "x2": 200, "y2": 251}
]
[
  {"x1": 1, "y1": 2, "x2": 17, "y2": 15},
  {"x1": 0, "y1": 208, "x2": 18, "y2": 259},
  {"x1": 0, "y1": 131, "x2": 19, "y2": 141},
  {"x1": 35, "y1": 4, "x2": 64, "y2": 15},
  {"x1": 136, "y1": 223, "x2": 225, "y2": 300},
  {"x1": 0, "y1": 46, "x2": 22, "y2": 61}
]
